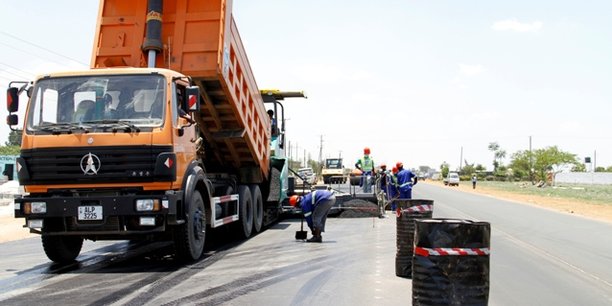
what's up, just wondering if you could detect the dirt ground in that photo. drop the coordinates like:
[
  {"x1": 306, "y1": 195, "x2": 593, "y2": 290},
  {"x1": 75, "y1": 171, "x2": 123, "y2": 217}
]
[
  {"x1": 421, "y1": 180, "x2": 612, "y2": 223},
  {"x1": 1, "y1": 182, "x2": 610, "y2": 244},
  {"x1": 0, "y1": 200, "x2": 38, "y2": 243}
]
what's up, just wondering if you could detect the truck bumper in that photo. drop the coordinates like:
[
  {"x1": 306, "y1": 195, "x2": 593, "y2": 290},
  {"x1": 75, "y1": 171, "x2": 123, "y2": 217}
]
[{"x1": 14, "y1": 191, "x2": 183, "y2": 237}]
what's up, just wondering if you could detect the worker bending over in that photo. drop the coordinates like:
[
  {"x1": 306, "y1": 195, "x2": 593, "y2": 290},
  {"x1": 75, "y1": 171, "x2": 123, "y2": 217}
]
[{"x1": 290, "y1": 190, "x2": 336, "y2": 243}]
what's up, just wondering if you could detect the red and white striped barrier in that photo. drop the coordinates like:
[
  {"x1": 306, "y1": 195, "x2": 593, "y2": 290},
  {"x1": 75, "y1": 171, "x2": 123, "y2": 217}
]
[
  {"x1": 414, "y1": 247, "x2": 490, "y2": 257},
  {"x1": 396, "y1": 205, "x2": 433, "y2": 217}
]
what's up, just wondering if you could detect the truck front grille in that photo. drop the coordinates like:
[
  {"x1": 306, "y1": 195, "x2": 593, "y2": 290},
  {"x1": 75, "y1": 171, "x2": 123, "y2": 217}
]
[{"x1": 19, "y1": 145, "x2": 173, "y2": 185}]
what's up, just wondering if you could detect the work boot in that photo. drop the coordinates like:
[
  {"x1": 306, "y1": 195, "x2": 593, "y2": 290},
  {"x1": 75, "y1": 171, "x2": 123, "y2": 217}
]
[{"x1": 307, "y1": 228, "x2": 322, "y2": 243}]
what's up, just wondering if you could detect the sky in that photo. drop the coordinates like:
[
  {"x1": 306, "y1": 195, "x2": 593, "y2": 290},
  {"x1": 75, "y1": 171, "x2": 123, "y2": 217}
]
[{"x1": 1, "y1": 0, "x2": 611, "y2": 172}]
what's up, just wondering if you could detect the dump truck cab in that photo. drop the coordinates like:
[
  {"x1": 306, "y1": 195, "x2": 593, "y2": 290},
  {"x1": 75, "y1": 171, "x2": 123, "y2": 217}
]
[{"x1": 5, "y1": 0, "x2": 306, "y2": 264}]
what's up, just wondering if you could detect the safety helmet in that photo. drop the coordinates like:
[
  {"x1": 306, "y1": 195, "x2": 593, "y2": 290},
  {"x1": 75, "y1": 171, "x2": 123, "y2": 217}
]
[
  {"x1": 289, "y1": 195, "x2": 300, "y2": 207},
  {"x1": 364, "y1": 147, "x2": 371, "y2": 155},
  {"x1": 392, "y1": 167, "x2": 398, "y2": 174},
  {"x1": 396, "y1": 162, "x2": 403, "y2": 169},
  {"x1": 380, "y1": 163, "x2": 387, "y2": 169}
]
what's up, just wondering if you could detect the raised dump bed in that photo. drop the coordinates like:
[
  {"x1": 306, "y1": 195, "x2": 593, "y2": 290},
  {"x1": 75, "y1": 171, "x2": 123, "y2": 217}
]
[{"x1": 92, "y1": 0, "x2": 270, "y2": 181}]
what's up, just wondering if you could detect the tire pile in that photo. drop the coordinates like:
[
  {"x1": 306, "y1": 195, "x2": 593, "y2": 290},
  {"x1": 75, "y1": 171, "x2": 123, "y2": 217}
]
[
  {"x1": 412, "y1": 219, "x2": 491, "y2": 306},
  {"x1": 395, "y1": 199, "x2": 433, "y2": 278}
]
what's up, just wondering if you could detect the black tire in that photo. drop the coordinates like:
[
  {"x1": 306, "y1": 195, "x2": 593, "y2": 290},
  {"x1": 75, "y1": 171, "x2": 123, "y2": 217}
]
[
  {"x1": 41, "y1": 235, "x2": 83, "y2": 264},
  {"x1": 250, "y1": 185, "x2": 263, "y2": 233},
  {"x1": 175, "y1": 190, "x2": 206, "y2": 261},
  {"x1": 234, "y1": 185, "x2": 253, "y2": 239}
]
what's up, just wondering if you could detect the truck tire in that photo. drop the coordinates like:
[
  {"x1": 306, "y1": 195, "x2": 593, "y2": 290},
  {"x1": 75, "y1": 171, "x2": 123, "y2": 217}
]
[
  {"x1": 234, "y1": 185, "x2": 253, "y2": 239},
  {"x1": 250, "y1": 185, "x2": 263, "y2": 233},
  {"x1": 42, "y1": 235, "x2": 83, "y2": 264},
  {"x1": 175, "y1": 190, "x2": 206, "y2": 261}
]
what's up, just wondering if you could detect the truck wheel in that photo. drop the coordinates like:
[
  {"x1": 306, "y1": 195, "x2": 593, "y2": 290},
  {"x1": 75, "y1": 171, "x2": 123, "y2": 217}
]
[
  {"x1": 234, "y1": 185, "x2": 253, "y2": 239},
  {"x1": 175, "y1": 190, "x2": 206, "y2": 261},
  {"x1": 42, "y1": 235, "x2": 83, "y2": 264},
  {"x1": 250, "y1": 185, "x2": 263, "y2": 233}
]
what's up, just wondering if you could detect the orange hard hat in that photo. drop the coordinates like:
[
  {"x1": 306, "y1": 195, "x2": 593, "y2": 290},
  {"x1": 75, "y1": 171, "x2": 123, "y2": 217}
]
[
  {"x1": 392, "y1": 167, "x2": 398, "y2": 174},
  {"x1": 364, "y1": 147, "x2": 371, "y2": 155},
  {"x1": 289, "y1": 195, "x2": 300, "y2": 206},
  {"x1": 396, "y1": 162, "x2": 403, "y2": 169}
]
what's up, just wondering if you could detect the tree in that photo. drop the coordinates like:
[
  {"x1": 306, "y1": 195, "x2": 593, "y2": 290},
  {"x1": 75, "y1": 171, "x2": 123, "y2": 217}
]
[
  {"x1": 573, "y1": 163, "x2": 586, "y2": 172},
  {"x1": 607, "y1": 166, "x2": 612, "y2": 172},
  {"x1": 510, "y1": 146, "x2": 579, "y2": 182},
  {"x1": 0, "y1": 146, "x2": 20, "y2": 155},
  {"x1": 440, "y1": 161, "x2": 449, "y2": 178},
  {"x1": 488, "y1": 142, "x2": 506, "y2": 173},
  {"x1": 5, "y1": 130, "x2": 22, "y2": 146},
  {"x1": 460, "y1": 159, "x2": 475, "y2": 176}
]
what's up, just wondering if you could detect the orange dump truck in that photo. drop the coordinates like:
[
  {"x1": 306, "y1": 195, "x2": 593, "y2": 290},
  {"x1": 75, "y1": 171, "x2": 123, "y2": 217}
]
[{"x1": 6, "y1": 0, "x2": 303, "y2": 263}]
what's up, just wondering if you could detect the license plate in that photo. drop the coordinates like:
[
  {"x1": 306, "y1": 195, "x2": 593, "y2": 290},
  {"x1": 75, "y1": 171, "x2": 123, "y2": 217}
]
[{"x1": 78, "y1": 206, "x2": 103, "y2": 220}]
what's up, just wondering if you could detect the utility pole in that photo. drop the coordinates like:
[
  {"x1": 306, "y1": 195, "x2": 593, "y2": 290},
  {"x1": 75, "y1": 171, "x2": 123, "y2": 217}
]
[
  {"x1": 529, "y1": 136, "x2": 533, "y2": 183},
  {"x1": 459, "y1": 146, "x2": 463, "y2": 172},
  {"x1": 594, "y1": 150, "x2": 597, "y2": 172},
  {"x1": 320, "y1": 135, "x2": 324, "y2": 164}
]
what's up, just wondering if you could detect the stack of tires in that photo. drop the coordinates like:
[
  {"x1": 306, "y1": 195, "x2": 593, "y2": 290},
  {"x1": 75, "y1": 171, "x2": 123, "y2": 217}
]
[
  {"x1": 412, "y1": 219, "x2": 491, "y2": 306},
  {"x1": 395, "y1": 199, "x2": 434, "y2": 278}
]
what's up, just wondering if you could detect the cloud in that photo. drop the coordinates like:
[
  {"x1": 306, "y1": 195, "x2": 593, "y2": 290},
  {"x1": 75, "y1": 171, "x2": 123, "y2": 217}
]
[
  {"x1": 458, "y1": 64, "x2": 485, "y2": 77},
  {"x1": 492, "y1": 19, "x2": 543, "y2": 32}
]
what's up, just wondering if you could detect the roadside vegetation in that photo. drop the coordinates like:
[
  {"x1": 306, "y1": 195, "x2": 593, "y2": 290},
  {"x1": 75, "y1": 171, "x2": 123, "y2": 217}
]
[{"x1": 475, "y1": 181, "x2": 612, "y2": 206}]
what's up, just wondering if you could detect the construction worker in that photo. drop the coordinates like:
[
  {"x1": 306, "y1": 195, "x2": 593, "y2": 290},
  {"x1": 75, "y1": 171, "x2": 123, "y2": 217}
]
[
  {"x1": 375, "y1": 164, "x2": 388, "y2": 218},
  {"x1": 396, "y1": 162, "x2": 417, "y2": 199},
  {"x1": 355, "y1": 147, "x2": 375, "y2": 193},
  {"x1": 378, "y1": 164, "x2": 388, "y2": 192},
  {"x1": 388, "y1": 166, "x2": 399, "y2": 210},
  {"x1": 289, "y1": 190, "x2": 336, "y2": 243}
]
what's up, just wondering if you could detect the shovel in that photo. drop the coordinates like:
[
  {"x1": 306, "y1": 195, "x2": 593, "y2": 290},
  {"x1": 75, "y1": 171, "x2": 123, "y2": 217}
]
[{"x1": 295, "y1": 215, "x2": 308, "y2": 240}]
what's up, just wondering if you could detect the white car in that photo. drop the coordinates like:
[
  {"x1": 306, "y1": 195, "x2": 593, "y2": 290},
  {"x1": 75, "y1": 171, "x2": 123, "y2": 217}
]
[
  {"x1": 297, "y1": 168, "x2": 317, "y2": 185},
  {"x1": 447, "y1": 172, "x2": 460, "y2": 186}
]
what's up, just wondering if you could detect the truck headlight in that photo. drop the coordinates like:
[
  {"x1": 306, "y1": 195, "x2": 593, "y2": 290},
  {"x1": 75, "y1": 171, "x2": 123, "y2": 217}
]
[
  {"x1": 136, "y1": 199, "x2": 161, "y2": 212},
  {"x1": 24, "y1": 202, "x2": 47, "y2": 214}
]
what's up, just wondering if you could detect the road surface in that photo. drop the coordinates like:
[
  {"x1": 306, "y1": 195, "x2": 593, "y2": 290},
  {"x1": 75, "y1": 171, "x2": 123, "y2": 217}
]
[{"x1": 0, "y1": 183, "x2": 610, "y2": 305}]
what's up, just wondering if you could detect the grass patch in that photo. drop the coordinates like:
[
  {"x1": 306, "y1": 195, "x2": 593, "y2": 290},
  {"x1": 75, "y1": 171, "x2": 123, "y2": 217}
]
[{"x1": 477, "y1": 181, "x2": 612, "y2": 206}]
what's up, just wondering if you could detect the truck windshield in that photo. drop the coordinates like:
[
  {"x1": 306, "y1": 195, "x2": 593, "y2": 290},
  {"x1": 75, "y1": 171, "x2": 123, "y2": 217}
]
[
  {"x1": 325, "y1": 159, "x2": 342, "y2": 169},
  {"x1": 26, "y1": 74, "x2": 166, "y2": 133}
]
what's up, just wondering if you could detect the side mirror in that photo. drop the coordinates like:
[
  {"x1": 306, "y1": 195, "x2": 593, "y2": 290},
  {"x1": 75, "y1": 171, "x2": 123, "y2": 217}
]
[
  {"x1": 7, "y1": 114, "x2": 18, "y2": 126},
  {"x1": 7, "y1": 87, "x2": 19, "y2": 113},
  {"x1": 183, "y1": 86, "x2": 201, "y2": 112}
]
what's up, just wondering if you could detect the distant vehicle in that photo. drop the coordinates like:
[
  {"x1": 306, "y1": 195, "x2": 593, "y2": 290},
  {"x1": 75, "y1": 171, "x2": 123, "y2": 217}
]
[
  {"x1": 446, "y1": 172, "x2": 460, "y2": 186},
  {"x1": 297, "y1": 167, "x2": 317, "y2": 185},
  {"x1": 322, "y1": 158, "x2": 347, "y2": 184}
]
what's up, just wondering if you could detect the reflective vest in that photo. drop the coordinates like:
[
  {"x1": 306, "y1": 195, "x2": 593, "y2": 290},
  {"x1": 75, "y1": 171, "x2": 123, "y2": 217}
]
[
  {"x1": 359, "y1": 156, "x2": 374, "y2": 171},
  {"x1": 303, "y1": 190, "x2": 316, "y2": 218}
]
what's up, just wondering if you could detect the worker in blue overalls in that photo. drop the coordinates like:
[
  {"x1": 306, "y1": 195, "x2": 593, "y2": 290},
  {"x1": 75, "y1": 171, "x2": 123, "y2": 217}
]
[
  {"x1": 290, "y1": 190, "x2": 336, "y2": 243},
  {"x1": 355, "y1": 147, "x2": 375, "y2": 193},
  {"x1": 396, "y1": 162, "x2": 417, "y2": 199}
]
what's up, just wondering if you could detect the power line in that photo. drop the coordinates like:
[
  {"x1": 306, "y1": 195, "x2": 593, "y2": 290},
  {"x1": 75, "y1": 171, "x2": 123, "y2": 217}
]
[
  {"x1": 0, "y1": 62, "x2": 36, "y2": 78},
  {"x1": 0, "y1": 41, "x2": 76, "y2": 68},
  {"x1": 0, "y1": 69, "x2": 32, "y2": 81},
  {"x1": 0, "y1": 31, "x2": 88, "y2": 66}
]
